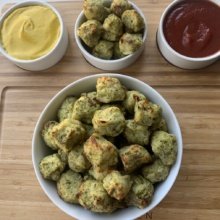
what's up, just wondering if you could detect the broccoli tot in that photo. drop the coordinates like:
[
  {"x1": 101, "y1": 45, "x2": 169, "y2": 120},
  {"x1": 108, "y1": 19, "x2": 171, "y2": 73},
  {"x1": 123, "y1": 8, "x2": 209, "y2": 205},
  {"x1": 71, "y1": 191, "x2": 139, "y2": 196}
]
[
  {"x1": 83, "y1": 0, "x2": 110, "y2": 22},
  {"x1": 52, "y1": 119, "x2": 86, "y2": 153},
  {"x1": 103, "y1": 14, "x2": 123, "y2": 34},
  {"x1": 119, "y1": 144, "x2": 152, "y2": 173},
  {"x1": 103, "y1": 14, "x2": 123, "y2": 42},
  {"x1": 151, "y1": 131, "x2": 177, "y2": 166},
  {"x1": 125, "y1": 175, "x2": 154, "y2": 208},
  {"x1": 103, "y1": 171, "x2": 133, "y2": 200},
  {"x1": 92, "y1": 40, "x2": 114, "y2": 59},
  {"x1": 84, "y1": 133, "x2": 118, "y2": 168},
  {"x1": 92, "y1": 107, "x2": 125, "y2": 137},
  {"x1": 122, "y1": 90, "x2": 146, "y2": 114},
  {"x1": 110, "y1": 0, "x2": 131, "y2": 17},
  {"x1": 96, "y1": 77, "x2": 126, "y2": 103},
  {"x1": 39, "y1": 153, "x2": 66, "y2": 181},
  {"x1": 72, "y1": 93, "x2": 100, "y2": 124},
  {"x1": 57, "y1": 170, "x2": 83, "y2": 204},
  {"x1": 123, "y1": 120, "x2": 150, "y2": 146},
  {"x1": 142, "y1": 159, "x2": 169, "y2": 183},
  {"x1": 119, "y1": 33, "x2": 143, "y2": 55},
  {"x1": 42, "y1": 121, "x2": 59, "y2": 150},
  {"x1": 134, "y1": 100, "x2": 162, "y2": 127},
  {"x1": 122, "y1": 9, "x2": 144, "y2": 33},
  {"x1": 78, "y1": 179, "x2": 118, "y2": 213},
  {"x1": 77, "y1": 20, "x2": 103, "y2": 48},
  {"x1": 57, "y1": 96, "x2": 76, "y2": 122},
  {"x1": 68, "y1": 145, "x2": 91, "y2": 173}
]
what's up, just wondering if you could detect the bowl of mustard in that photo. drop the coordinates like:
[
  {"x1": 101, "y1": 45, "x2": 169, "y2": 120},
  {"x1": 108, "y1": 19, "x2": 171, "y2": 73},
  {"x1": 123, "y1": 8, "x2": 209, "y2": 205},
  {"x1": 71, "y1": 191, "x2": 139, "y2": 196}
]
[{"x1": 0, "y1": 1, "x2": 68, "y2": 71}]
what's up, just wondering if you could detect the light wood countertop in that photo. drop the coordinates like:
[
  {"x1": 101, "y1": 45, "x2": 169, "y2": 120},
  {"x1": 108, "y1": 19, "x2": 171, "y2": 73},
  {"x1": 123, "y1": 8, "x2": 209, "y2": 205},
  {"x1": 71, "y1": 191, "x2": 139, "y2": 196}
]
[{"x1": 0, "y1": 1, "x2": 220, "y2": 220}]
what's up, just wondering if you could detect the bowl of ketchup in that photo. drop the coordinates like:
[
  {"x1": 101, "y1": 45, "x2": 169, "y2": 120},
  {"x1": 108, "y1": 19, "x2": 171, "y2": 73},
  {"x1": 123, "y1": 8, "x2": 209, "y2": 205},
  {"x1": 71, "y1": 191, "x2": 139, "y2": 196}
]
[{"x1": 157, "y1": 0, "x2": 220, "y2": 69}]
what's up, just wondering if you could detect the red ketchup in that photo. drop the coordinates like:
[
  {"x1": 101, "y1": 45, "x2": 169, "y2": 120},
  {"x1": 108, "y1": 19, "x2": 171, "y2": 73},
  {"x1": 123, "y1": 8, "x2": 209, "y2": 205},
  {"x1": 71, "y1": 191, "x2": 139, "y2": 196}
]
[{"x1": 163, "y1": 0, "x2": 220, "y2": 58}]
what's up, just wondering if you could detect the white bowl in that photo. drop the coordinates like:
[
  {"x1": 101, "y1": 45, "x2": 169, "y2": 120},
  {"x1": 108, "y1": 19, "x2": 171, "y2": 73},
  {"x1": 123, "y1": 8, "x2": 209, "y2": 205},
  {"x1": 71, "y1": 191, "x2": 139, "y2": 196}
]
[
  {"x1": 32, "y1": 73, "x2": 183, "y2": 220},
  {"x1": 0, "y1": 0, "x2": 68, "y2": 71},
  {"x1": 74, "y1": 1, "x2": 147, "y2": 71},
  {"x1": 157, "y1": 0, "x2": 220, "y2": 69}
]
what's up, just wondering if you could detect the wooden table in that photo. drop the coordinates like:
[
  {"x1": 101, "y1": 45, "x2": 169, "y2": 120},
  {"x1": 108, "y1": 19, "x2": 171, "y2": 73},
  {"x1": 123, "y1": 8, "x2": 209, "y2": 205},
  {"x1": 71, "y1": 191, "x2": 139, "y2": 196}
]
[{"x1": 0, "y1": 0, "x2": 220, "y2": 219}]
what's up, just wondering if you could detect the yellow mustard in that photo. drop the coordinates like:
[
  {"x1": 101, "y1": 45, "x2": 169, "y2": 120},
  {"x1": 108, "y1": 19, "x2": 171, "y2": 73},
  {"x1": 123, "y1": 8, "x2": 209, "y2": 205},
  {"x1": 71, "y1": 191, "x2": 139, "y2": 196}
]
[{"x1": 0, "y1": 5, "x2": 60, "y2": 60}]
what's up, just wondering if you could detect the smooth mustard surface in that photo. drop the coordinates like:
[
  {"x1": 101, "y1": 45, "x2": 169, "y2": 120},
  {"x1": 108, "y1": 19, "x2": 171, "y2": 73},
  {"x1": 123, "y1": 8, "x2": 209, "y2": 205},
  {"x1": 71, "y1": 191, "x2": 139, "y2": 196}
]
[{"x1": 0, "y1": 5, "x2": 60, "y2": 60}]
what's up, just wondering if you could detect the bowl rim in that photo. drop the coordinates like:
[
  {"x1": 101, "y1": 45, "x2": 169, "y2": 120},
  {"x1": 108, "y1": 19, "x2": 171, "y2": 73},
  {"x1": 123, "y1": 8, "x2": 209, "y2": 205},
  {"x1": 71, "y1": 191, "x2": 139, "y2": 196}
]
[
  {"x1": 32, "y1": 73, "x2": 183, "y2": 220},
  {"x1": 74, "y1": 1, "x2": 147, "y2": 64},
  {"x1": 0, "y1": 0, "x2": 64, "y2": 63},
  {"x1": 158, "y1": 0, "x2": 220, "y2": 61}
]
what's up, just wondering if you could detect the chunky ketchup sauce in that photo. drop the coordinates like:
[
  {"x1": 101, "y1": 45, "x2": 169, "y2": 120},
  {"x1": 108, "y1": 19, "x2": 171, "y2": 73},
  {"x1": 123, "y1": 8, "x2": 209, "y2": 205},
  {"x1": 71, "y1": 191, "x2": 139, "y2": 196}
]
[{"x1": 163, "y1": 0, "x2": 220, "y2": 58}]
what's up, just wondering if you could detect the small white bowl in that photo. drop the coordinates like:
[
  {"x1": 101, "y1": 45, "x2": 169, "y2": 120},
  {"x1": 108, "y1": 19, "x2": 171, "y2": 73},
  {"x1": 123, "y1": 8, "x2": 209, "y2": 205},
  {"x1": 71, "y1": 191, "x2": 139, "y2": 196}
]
[
  {"x1": 74, "y1": 1, "x2": 147, "y2": 71},
  {"x1": 32, "y1": 73, "x2": 183, "y2": 220},
  {"x1": 0, "y1": 0, "x2": 68, "y2": 71},
  {"x1": 157, "y1": 0, "x2": 220, "y2": 69}
]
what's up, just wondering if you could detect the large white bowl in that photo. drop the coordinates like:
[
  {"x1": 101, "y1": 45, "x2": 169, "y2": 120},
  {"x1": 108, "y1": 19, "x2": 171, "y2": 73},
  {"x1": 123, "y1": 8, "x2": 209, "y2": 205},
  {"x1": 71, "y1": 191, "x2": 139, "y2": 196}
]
[
  {"x1": 32, "y1": 73, "x2": 183, "y2": 220},
  {"x1": 0, "y1": 0, "x2": 68, "y2": 71},
  {"x1": 74, "y1": 1, "x2": 147, "y2": 71}
]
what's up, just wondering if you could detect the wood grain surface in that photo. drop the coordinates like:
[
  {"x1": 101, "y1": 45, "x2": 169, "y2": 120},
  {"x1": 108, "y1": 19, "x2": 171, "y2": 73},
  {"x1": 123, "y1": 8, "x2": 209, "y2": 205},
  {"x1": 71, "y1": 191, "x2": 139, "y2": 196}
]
[{"x1": 0, "y1": 1, "x2": 220, "y2": 220}]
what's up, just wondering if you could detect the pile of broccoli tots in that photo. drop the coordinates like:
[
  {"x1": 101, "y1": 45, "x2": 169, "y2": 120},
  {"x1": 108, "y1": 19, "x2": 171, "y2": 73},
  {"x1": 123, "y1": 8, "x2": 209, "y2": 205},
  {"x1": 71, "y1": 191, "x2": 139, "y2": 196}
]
[
  {"x1": 39, "y1": 76, "x2": 177, "y2": 213},
  {"x1": 77, "y1": 0, "x2": 145, "y2": 59}
]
